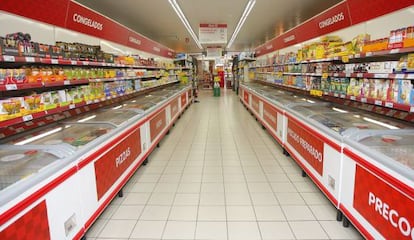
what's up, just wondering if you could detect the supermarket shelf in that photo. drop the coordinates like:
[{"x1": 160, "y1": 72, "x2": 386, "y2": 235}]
[
  {"x1": 1, "y1": 75, "x2": 168, "y2": 91},
  {"x1": 254, "y1": 47, "x2": 414, "y2": 67},
  {"x1": 256, "y1": 71, "x2": 414, "y2": 80},
  {"x1": 255, "y1": 79, "x2": 414, "y2": 120},
  {"x1": 0, "y1": 55, "x2": 165, "y2": 69},
  {"x1": 0, "y1": 80, "x2": 181, "y2": 130}
]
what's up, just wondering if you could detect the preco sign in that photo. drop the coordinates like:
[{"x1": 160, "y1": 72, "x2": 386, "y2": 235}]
[
  {"x1": 319, "y1": 12, "x2": 344, "y2": 29},
  {"x1": 354, "y1": 166, "x2": 414, "y2": 239},
  {"x1": 72, "y1": 13, "x2": 103, "y2": 31}
]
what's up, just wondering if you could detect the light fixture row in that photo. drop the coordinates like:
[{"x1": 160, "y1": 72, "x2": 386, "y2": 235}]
[{"x1": 168, "y1": 0, "x2": 256, "y2": 50}]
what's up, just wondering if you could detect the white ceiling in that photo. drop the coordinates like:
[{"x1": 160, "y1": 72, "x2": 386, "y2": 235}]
[{"x1": 74, "y1": 0, "x2": 342, "y2": 53}]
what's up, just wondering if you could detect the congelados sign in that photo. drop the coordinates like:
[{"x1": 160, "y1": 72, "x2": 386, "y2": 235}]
[
  {"x1": 319, "y1": 12, "x2": 345, "y2": 29},
  {"x1": 354, "y1": 166, "x2": 414, "y2": 240},
  {"x1": 73, "y1": 13, "x2": 103, "y2": 31},
  {"x1": 287, "y1": 119, "x2": 324, "y2": 175}
]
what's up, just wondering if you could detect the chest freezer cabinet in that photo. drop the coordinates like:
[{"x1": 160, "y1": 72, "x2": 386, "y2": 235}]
[
  {"x1": 66, "y1": 108, "x2": 143, "y2": 127},
  {"x1": 340, "y1": 130, "x2": 414, "y2": 240},
  {"x1": 284, "y1": 102, "x2": 411, "y2": 208}
]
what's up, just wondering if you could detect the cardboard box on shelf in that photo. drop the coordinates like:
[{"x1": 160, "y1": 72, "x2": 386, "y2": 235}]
[{"x1": 398, "y1": 80, "x2": 413, "y2": 105}]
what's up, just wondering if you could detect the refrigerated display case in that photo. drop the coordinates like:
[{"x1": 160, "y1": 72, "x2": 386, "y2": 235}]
[
  {"x1": 0, "y1": 84, "x2": 193, "y2": 240},
  {"x1": 340, "y1": 130, "x2": 414, "y2": 240},
  {"x1": 284, "y1": 101, "x2": 411, "y2": 208}
]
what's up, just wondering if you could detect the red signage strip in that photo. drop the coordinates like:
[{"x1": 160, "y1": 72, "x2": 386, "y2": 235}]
[
  {"x1": 94, "y1": 129, "x2": 142, "y2": 200},
  {"x1": 287, "y1": 118, "x2": 324, "y2": 176},
  {"x1": 346, "y1": 0, "x2": 414, "y2": 25},
  {"x1": 255, "y1": 0, "x2": 411, "y2": 56},
  {"x1": 199, "y1": 23, "x2": 227, "y2": 28},
  {"x1": 0, "y1": 0, "x2": 174, "y2": 58},
  {"x1": 170, "y1": 98, "x2": 179, "y2": 119},
  {"x1": 150, "y1": 109, "x2": 167, "y2": 142},
  {"x1": 251, "y1": 95, "x2": 260, "y2": 113},
  {"x1": 181, "y1": 93, "x2": 187, "y2": 108},
  {"x1": 0, "y1": 201, "x2": 50, "y2": 240},
  {"x1": 353, "y1": 165, "x2": 414, "y2": 240},
  {"x1": 0, "y1": 0, "x2": 69, "y2": 28},
  {"x1": 263, "y1": 102, "x2": 278, "y2": 131}
]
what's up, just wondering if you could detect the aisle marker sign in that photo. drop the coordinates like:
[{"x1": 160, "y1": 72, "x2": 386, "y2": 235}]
[{"x1": 199, "y1": 24, "x2": 227, "y2": 44}]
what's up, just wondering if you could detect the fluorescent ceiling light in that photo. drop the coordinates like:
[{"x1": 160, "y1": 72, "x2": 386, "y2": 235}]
[
  {"x1": 15, "y1": 127, "x2": 63, "y2": 145},
  {"x1": 227, "y1": 0, "x2": 256, "y2": 49},
  {"x1": 169, "y1": 0, "x2": 203, "y2": 49},
  {"x1": 306, "y1": 100, "x2": 315, "y2": 103},
  {"x1": 363, "y1": 117, "x2": 399, "y2": 130},
  {"x1": 77, "y1": 115, "x2": 97, "y2": 123}
]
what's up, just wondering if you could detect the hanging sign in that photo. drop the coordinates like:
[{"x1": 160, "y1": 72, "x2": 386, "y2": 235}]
[{"x1": 199, "y1": 24, "x2": 227, "y2": 44}]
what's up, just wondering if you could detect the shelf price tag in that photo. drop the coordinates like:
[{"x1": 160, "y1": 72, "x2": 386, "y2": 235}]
[
  {"x1": 345, "y1": 73, "x2": 351, "y2": 78},
  {"x1": 361, "y1": 98, "x2": 367, "y2": 103},
  {"x1": 83, "y1": 61, "x2": 89, "y2": 66},
  {"x1": 51, "y1": 59, "x2": 59, "y2": 64},
  {"x1": 3, "y1": 55, "x2": 15, "y2": 62},
  {"x1": 410, "y1": 106, "x2": 414, "y2": 112},
  {"x1": 310, "y1": 90, "x2": 323, "y2": 97},
  {"x1": 64, "y1": 80, "x2": 70, "y2": 85},
  {"x1": 366, "y1": 52, "x2": 373, "y2": 57},
  {"x1": 340, "y1": 94, "x2": 346, "y2": 99},
  {"x1": 25, "y1": 57, "x2": 35, "y2": 62},
  {"x1": 407, "y1": 74, "x2": 414, "y2": 80},
  {"x1": 341, "y1": 55, "x2": 349, "y2": 63},
  {"x1": 71, "y1": 60, "x2": 77, "y2": 65},
  {"x1": 350, "y1": 96, "x2": 356, "y2": 101},
  {"x1": 395, "y1": 74, "x2": 404, "y2": 79},
  {"x1": 5, "y1": 84, "x2": 18, "y2": 90},
  {"x1": 390, "y1": 49, "x2": 400, "y2": 54},
  {"x1": 354, "y1": 54, "x2": 361, "y2": 58},
  {"x1": 334, "y1": 93, "x2": 339, "y2": 97},
  {"x1": 385, "y1": 102, "x2": 394, "y2": 108},
  {"x1": 69, "y1": 104, "x2": 76, "y2": 109},
  {"x1": 356, "y1": 73, "x2": 363, "y2": 78},
  {"x1": 374, "y1": 74, "x2": 388, "y2": 78},
  {"x1": 375, "y1": 100, "x2": 382, "y2": 105},
  {"x1": 22, "y1": 114, "x2": 33, "y2": 122},
  {"x1": 86, "y1": 100, "x2": 92, "y2": 105},
  {"x1": 322, "y1": 73, "x2": 329, "y2": 79}
]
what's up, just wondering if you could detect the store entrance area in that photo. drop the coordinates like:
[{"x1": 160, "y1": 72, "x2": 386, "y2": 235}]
[{"x1": 85, "y1": 90, "x2": 362, "y2": 240}]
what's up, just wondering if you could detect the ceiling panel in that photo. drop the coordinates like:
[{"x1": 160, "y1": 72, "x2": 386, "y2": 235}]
[{"x1": 75, "y1": 0, "x2": 342, "y2": 53}]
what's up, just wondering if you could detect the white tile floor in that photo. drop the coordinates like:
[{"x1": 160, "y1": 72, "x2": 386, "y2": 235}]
[{"x1": 85, "y1": 89, "x2": 363, "y2": 240}]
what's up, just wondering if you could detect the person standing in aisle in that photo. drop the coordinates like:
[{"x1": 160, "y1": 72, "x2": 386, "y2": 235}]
[{"x1": 192, "y1": 75, "x2": 200, "y2": 103}]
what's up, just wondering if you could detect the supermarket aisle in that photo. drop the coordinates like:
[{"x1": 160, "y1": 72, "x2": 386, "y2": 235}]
[{"x1": 85, "y1": 89, "x2": 363, "y2": 240}]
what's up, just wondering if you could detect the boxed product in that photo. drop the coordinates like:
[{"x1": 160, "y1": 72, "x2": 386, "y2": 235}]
[
  {"x1": 347, "y1": 78, "x2": 360, "y2": 96},
  {"x1": 66, "y1": 88, "x2": 82, "y2": 104},
  {"x1": 359, "y1": 78, "x2": 370, "y2": 98},
  {"x1": 1, "y1": 32, "x2": 37, "y2": 57},
  {"x1": 368, "y1": 61, "x2": 398, "y2": 74},
  {"x1": 391, "y1": 79, "x2": 400, "y2": 102},
  {"x1": 42, "y1": 91, "x2": 59, "y2": 110},
  {"x1": 321, "y1": 77, "x2": 331, "y2": 92},
  {"x1": 0, "y1": 97, "x2": 23, "y2": 120},
  {"x1": 398, "y1": 80, "x2": 414, "y2": 105},
  {"x1": 22, "y1": 94, "x2": 42, "y2": 113}
]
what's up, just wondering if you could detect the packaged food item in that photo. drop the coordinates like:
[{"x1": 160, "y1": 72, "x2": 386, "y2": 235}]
[
  {"x1": 42, "y1": 91, "x2": 59, "y2": 110},
  {"x1": 398, "y1": 80, "x2": 413, "y2": 104},
  {"x1": 22, "y1": 94, "x2": 41, "y2": 113},
  {"x1": 0, "y1": 98, "x2": 22, "y2": 120}
]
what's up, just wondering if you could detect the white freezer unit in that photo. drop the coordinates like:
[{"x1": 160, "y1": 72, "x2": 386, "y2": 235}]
[
  {"x1": 340, "y1": 130, "x2": 414, "y2": 240},
  {"x1": 284, "y1": 103, "x2": 410, "y2": 207},
  {"x1": 0, "y1": 84, "x2": 192, "y2": 240}
]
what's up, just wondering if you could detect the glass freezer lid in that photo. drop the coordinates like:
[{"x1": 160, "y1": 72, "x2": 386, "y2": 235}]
[
  {"x1": 121, "y1": 98, "x2": 156, "y2": 111},
  {"x1": 0, "y1": 148, "x2": 63, "y2": 191},
  {"x1": 357, "y1": 134, "x2": 414, "y2": 171},
  {"x1": 309, "y1": 112, "x2": 410, "y2": 134},
  {"x1": 11, "y1": 123, "x2": 114, "y2": 147},
  {"x1": 66, "y1": 108, "x2": 141, "y2": 126}
]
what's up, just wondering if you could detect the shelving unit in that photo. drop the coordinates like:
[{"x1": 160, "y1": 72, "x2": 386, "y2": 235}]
[{"x1": 249, "y1": 46, "x2": 414, "y2": 122}]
